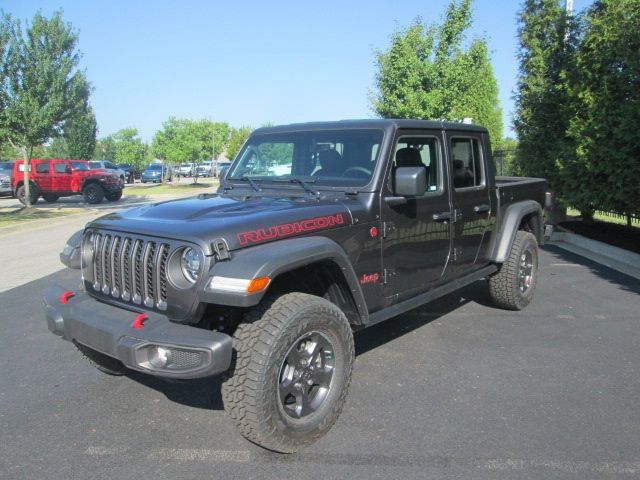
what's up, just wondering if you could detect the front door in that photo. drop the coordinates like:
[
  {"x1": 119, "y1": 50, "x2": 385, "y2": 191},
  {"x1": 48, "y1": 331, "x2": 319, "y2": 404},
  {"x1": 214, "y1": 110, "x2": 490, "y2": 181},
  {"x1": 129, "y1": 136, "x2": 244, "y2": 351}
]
[
  {"x1": 446, "y1": 134, "x2": 491, "y2": 273},
  {"x1": 51, "y1": 161, "x2": 72, "y2": 193},
  {"x1": 381, "y1": 131, "x2": 452, "y2": 300}
]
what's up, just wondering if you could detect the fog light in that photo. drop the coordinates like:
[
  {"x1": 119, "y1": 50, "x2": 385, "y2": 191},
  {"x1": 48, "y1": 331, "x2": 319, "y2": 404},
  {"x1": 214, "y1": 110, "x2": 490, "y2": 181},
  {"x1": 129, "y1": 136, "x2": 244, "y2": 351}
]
[{"x1": 149, "y1": 346, "x2": 171, "y2": 368}]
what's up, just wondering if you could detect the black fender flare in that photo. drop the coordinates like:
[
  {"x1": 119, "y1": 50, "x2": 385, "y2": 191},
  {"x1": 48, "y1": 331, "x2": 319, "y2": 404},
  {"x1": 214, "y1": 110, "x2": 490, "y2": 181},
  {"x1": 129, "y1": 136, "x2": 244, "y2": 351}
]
[
  {"x1": 201, "y1": 236, "x2": 369, "y2": 323},
  {"x1": 490, "y1": 200, "x2": 543, "y2": 263}
]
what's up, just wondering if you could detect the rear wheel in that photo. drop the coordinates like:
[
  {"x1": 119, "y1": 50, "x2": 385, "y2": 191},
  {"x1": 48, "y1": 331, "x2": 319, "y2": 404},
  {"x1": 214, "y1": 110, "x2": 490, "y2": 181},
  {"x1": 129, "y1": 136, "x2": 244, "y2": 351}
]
[
  {"x1": 105, "y1": 190, "x2": 123, "y2": 201},
  {"x1": 16, "y1": 184, "x2": 39, "y2": 205},
  {"x1": 42, "y1": 193, "x2": 59, "y2": 203},
  {"x1": 222, "y1": 292, "x2": 354, "y2": 453},
  {"x1": 83, "y1": 184, "x2": 104, "y2": 204},
  {"x1": 489, "y1": 230, "x2": 539, "y2": 310},
  {"x1": 74, "y1": 342, "x2": 130, "y2": 375}
]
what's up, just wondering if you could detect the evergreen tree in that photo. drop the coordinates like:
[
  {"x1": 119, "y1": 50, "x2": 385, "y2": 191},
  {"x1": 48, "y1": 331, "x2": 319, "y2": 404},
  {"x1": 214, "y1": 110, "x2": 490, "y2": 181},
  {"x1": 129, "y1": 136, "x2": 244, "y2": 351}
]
[
  {"x1": 564, "y1": 0, "x2": 640, "y2": 223},
  {"x1": 513, "y1": 0, "x2": 578, "y2": 196},
  {"x1": 65, "y1": 106, "x2": 97, "y2": 159}
]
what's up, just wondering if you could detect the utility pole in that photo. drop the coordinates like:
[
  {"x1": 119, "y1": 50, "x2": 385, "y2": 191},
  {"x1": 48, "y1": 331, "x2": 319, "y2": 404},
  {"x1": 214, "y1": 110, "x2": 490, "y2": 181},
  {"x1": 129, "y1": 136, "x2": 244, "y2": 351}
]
[{"x1": 565, "y1": 0, "x2": 573, "y2": 13}]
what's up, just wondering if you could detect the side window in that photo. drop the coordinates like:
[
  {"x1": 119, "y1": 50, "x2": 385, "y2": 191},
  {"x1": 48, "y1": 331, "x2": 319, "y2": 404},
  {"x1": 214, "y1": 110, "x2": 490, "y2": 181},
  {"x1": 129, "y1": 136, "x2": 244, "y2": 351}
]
[
  {"x1": 54, "y1": 163, "x2": 67, "y2": 173},
  {"x1": 394, "y1": 137, "x2": 441, "y2": 193},
  {"x1": 106, "y1": 162, "x2": 116, "y2": 169},
  {"x1": 451, "y1": 137, "x2": 484, "y2": 189},
  {"x1": 36, "y1": 162, "x2": 49, "y2": 174}
]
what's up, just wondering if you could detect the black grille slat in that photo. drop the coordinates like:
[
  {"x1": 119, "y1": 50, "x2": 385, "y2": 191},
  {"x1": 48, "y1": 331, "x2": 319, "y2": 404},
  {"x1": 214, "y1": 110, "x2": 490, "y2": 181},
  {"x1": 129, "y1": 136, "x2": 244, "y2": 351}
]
[
  {"x1": 111, "y1": 236, "x2": 121, "y2": 296},
  {"x1": 93, "y1": 233, "x2": 103, "y2": 288},
  {"x1": 133, "y1": 239, "x2": 144, "y2": 303},
  {"x1": 101, "y1": 235, "x2": 112, "y2": 294},
  {"x1": 121, "y1": 238, "x2": 131, "y2": 300},
  {"x1": 143, "y1": 242, "x2": 156, "y2": 307},
  {"x1": 89, "y1": 231, "x2": 173, "y2": 311},
  {"x1": 158, "y1": 244, "x2": 169, "y2": 304}
]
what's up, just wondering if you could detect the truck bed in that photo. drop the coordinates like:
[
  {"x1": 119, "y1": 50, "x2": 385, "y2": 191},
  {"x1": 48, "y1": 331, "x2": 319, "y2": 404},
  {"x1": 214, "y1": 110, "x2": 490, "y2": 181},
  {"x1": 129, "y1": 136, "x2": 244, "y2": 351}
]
[{"x1": 495, "y1": 176, "x2": 546, "y2": 208}]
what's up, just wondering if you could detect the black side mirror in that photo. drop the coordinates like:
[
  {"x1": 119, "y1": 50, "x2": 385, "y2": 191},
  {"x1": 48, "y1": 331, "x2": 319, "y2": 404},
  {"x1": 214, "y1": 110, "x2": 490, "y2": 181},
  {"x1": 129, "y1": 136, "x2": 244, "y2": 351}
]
[{"x1": 394, "y1": 166, "x2": 426, "y2": 197}]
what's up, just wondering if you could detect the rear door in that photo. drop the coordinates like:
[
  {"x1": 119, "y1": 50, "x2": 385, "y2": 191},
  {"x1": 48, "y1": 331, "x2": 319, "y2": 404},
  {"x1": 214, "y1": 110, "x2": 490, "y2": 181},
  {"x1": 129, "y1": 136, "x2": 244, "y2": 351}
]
[
  {"x1": 446, "y1": 133, "x2": 492, "y2": 274},
  {"x1": 51, "y1": 161, "x2": 72, "y2": 193},
  {"x1": 381, "y1": 130, "x2": 452, "y2": 300}
]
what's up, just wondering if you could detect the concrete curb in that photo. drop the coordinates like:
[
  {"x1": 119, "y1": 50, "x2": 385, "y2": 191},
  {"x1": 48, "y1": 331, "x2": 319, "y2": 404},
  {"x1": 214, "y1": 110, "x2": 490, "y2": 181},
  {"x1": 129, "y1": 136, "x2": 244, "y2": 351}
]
[{"x1": 549, "y1": 231, "x2": 640, "y2": 280}]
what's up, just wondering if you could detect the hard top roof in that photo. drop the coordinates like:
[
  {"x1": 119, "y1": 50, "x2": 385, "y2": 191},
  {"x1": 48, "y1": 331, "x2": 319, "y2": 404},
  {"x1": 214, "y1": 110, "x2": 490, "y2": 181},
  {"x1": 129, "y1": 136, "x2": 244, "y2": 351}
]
[{"x1": 253, "y1": 119, "x2": 488, "y2": 135}]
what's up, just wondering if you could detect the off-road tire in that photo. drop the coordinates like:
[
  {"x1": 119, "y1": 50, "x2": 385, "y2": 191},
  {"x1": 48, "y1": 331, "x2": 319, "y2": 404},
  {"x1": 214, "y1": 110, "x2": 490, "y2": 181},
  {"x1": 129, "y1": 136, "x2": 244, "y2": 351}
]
[
  {"x1": 16, "y1": 184, "x2": 39, "y2": 205},
  {"x1": 83, "y1": 184, "x2": 104, "y2": 204},
  {"x1": 222, "y1": 292, "x2": 355, "y2": 453},
  {"x1": 489, "y1": 230, "x2": 538, "y2": 310},
  {"x1": 74, "y1": 342, "x2": 130, "y2": 376},
  {"x1": 42, "y1": 193, "x2": 59, "y2": 203},
  {"x1": 105, "y1": 190, "x2": 123, "y2": 201}
]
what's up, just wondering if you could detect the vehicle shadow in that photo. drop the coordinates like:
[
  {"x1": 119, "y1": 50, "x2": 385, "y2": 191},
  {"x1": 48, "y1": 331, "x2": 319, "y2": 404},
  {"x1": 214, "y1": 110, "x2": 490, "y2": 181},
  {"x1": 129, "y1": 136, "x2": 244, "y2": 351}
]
[{"x1": 129, "y1": 282, "x2": 489, "y2": 411}]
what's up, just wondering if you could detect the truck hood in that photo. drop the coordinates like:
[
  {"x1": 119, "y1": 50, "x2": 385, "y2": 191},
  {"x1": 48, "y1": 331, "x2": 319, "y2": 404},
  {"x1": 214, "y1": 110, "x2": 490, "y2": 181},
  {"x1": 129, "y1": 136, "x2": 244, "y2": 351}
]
[{"x1": 88, "y1": 193, "x2": 355, "y2": 255}]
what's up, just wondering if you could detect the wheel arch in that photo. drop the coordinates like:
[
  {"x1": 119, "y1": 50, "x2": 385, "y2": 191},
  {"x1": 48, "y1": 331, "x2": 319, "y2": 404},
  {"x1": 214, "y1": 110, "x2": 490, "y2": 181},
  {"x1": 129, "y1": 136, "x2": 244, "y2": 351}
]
[
  {"x1": 203, "y1": 236, "x2": 368, "y2": 325},
  {"x1": 490, "y1": 200, "x2": 543, "y2": 263},
  {"x1": 81, "y1": 178, "x2": 102, "y2": 190}
]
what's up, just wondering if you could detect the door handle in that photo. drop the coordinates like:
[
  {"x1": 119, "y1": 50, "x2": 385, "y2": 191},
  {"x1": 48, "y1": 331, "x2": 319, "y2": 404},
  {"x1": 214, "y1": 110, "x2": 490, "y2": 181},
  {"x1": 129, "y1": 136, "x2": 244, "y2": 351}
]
[
  {"x1": 432, "y1": 211, "x2": 451, "y2": 222},
  {"x1": 473, "y1": 204, "x2": 490, "y2": 213}
]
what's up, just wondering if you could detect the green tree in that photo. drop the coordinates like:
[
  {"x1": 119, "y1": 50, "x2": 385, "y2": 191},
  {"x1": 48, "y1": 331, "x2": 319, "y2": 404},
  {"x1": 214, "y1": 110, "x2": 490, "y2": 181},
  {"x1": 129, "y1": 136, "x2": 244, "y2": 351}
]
[
  {"x1": 372, "y1": 0, "x2": 503, "y2": 146},
  {"x1": 46, "y1": 136, "x2": 68, "y2": 158},
  {"x1": 152, "y1": 117, "x2": 230, "y2": 164},
  {"x1": 225, "y1": 126, "x2": 252, "y2": 160},
  {"x1": 513, "y1": 0, "x2": 578, "y2": 196},
  {"x1": 494, "y1": 137, "x2": 520, "y2": 176},
  {"x1": 94, "y1": 135, "x2": 116, "y2": 161},
  {"x1": 64, "y1": 106, "x2": 96, "y2": 159},
  {"x1": 152, "y1": 118, "x2": 229, "y2": 182},
  {"x1": 0, "y1": 10, "x2": 90, "y2": 207},
  {"x1": 112, "y1": 127, "x2": 147, "y2": 171},
  {"x1": 564, "y1": 0, "x2": 640, "y2": 224}
]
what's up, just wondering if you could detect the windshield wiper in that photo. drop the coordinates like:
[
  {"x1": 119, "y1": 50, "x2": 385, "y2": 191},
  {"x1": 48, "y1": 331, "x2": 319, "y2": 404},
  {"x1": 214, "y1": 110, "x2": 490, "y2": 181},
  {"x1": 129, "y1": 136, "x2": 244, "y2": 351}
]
[
  {"x1": 273, "y1": 177, "x2": 318, "y2": 197},
  {"x1": 236, "y1": 175, "x2": 261, "y2": 192}
]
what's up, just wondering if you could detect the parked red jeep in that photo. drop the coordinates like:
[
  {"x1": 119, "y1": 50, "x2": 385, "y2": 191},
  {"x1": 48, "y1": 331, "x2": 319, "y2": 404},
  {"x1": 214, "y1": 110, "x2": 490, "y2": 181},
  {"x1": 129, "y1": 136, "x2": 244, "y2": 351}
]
[{"x1": 12, "y1": 159, "x2": 124, "y2": 205}]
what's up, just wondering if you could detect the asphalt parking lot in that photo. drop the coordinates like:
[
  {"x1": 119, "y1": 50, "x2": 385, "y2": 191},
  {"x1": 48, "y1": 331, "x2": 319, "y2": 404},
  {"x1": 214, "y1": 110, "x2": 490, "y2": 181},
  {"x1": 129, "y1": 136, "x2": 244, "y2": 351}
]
[{"x1": 1, "y1": 245, "x2": 639, "y2": 479}]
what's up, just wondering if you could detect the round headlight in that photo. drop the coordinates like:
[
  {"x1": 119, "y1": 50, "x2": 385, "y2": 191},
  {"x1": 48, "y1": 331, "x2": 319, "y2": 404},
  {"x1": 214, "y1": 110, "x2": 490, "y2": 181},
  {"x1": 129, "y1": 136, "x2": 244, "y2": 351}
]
[{"x1": 181, "y1": 248, "x2": 202, "y2": 283}]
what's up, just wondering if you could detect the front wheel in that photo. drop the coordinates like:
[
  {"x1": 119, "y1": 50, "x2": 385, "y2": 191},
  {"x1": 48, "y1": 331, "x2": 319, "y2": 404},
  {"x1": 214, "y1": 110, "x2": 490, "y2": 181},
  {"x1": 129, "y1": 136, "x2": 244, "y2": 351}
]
[
  {"x1": 489, "y1": 230, "x2": 539, "y2": 310},
  {"x1": 222, "y1": 292, "x2": 354, "y2": 453},
  {"x1": 83, "y1": 184, "x2": 104, "y2": 204}
]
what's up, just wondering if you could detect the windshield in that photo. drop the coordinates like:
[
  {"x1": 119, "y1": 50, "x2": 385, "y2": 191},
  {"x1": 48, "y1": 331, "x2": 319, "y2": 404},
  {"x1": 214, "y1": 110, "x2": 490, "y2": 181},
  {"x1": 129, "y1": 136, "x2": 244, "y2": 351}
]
[
  {"x1": 72, "y1": 161, "x2": 89, "y2": 171},
  {"x1": 228, "y1": 129, "x2": 383, "y2": 188},
  {"x1": 147, "y1": 164, "x2": 163, "y2": 170},
  {"x1": 0, "y1": 162, "x2": 13, "y2": 172},
  {"x1": 88, "y1": 161, "x2": 102, "y2": 169}
]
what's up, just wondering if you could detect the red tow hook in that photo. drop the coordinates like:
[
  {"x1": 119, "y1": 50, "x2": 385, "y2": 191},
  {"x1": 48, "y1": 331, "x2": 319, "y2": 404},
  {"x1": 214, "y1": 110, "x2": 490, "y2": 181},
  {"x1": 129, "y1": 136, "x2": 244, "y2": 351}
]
[
  {"x1": 59, "y1": 291, "x2": 75, "y2": 304},
  {"x1": 132, "y1": 313, "x2": 148, "y2": 330}
]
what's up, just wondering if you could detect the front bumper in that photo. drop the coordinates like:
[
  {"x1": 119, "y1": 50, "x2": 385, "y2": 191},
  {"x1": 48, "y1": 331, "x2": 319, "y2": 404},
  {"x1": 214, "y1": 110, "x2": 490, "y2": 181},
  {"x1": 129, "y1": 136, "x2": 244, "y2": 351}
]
[{"x1": 43, "y1": 285, "x2": 232, "y2": 379}]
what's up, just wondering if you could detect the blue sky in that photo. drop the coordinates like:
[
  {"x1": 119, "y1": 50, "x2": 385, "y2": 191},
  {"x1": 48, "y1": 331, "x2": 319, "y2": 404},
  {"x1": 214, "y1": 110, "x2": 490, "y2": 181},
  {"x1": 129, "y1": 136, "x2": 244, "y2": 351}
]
[{"x1": 4, "y1": 0, "x2": 592, "y2": 142}]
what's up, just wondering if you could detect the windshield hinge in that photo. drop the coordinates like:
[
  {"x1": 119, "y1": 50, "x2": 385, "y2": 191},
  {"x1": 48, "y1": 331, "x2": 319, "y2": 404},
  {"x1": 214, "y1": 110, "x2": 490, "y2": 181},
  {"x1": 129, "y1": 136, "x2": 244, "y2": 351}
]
[
  {"x1": 383, "y1": 267, "x2": 396, "y2": 284},
  {"x1": 212, "y1": 238, "x2": 230, "y2": 261},
  {"x1": 382, "y1": 221, "x2": 396, "y2": 238}
]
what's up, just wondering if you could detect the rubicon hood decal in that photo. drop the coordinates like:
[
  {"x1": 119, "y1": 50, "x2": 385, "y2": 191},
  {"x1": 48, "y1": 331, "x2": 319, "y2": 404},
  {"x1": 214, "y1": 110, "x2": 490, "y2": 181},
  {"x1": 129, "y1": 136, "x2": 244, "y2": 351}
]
[
  {"x1": 237, "y1": 213, "x2": 346, "y2": 246},
  {"x1": 88, "y1": 194, "x2": 359, "y2": 254}
]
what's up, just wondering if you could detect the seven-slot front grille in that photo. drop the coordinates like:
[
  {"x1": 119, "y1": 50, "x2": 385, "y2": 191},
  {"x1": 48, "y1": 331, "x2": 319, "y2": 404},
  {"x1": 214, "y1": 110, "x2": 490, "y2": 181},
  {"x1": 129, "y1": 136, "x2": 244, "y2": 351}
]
[{"x1": 90, "y1": 232, "x2": 170, "y2": 310}]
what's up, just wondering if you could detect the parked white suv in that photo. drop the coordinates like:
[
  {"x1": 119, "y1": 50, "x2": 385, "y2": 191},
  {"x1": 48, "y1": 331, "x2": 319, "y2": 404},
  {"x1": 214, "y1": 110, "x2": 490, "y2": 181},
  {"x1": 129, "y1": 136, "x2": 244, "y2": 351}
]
[{"x1": 178, "y1": 163, "x2": 195, "y2": 177}]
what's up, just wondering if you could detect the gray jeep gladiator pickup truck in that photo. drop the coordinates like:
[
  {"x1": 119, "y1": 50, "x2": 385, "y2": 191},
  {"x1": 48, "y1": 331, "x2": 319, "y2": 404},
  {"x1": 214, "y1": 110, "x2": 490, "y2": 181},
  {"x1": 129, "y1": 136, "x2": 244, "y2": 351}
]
[{"x1": 44, "y1": 119, "x2": 546, "y2": 453}]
